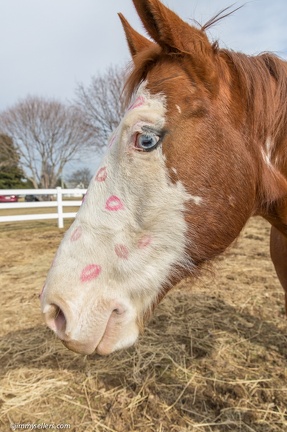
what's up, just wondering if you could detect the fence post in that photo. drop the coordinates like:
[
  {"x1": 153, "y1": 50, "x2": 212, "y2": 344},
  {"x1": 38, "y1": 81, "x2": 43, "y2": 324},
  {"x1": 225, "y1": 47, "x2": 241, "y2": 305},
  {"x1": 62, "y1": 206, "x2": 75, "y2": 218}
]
[{"x1": 56, "y1": 187, "x2": 64, "y2": 228}]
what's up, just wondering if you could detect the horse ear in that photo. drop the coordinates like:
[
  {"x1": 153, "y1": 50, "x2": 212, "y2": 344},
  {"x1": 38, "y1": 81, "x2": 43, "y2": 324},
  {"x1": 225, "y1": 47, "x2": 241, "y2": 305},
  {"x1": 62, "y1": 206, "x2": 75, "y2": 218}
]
[
  {"x1": 132, "y1": 0, "x2": 212, "y2": 56},
  {"x1": 118, "y1": 13, "x2": 156, "y2": 58},
  {"x1": 131, "y1": 0, "x2": 217, "y2": 91}
]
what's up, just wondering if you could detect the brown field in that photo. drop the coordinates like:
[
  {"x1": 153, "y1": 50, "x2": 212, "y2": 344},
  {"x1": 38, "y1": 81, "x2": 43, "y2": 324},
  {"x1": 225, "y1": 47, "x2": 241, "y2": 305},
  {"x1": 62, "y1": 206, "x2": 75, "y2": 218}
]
[{"x1": 0, "y1": 216, "x2": 286, "y2": 431}]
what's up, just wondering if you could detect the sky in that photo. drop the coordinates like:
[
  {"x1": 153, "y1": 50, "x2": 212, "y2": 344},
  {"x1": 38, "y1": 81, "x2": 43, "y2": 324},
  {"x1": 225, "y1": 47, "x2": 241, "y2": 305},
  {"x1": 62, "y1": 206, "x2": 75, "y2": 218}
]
[{"x1": 0, "y1": 0, "x2": 286, "y2": 175}]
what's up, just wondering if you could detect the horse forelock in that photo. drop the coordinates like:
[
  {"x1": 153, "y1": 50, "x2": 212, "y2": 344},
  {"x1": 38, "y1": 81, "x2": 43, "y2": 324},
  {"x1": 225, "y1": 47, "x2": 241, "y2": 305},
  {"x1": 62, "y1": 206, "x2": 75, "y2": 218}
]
[{"x1": 124, "y1": 44, "x2": 162, "y2": 103}]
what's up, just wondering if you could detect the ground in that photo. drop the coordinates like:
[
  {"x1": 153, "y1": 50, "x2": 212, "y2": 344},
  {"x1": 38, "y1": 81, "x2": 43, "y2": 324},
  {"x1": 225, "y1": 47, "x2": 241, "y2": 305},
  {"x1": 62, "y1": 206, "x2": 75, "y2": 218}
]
[{"x1": 0, "y1": 216, "x2": 286, "y2": 431}]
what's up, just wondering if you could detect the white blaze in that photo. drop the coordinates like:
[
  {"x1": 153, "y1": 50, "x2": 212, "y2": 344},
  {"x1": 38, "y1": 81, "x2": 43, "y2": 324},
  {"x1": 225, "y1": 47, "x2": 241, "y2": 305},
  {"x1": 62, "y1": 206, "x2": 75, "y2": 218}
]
[{"x1": 41, "y1": 82, "x2": 192, "y2": 354}]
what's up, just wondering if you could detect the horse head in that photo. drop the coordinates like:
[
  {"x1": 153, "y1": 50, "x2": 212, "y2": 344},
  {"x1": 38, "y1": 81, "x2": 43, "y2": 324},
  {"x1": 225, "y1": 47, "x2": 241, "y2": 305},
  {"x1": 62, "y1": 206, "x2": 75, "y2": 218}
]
[{"x1": 40, "y1": 0, "x2": 287, "y2": 355}]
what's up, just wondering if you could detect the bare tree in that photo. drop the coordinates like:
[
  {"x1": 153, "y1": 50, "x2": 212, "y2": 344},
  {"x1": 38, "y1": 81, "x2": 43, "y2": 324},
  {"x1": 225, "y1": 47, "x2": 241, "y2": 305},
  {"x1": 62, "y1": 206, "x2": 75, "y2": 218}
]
[
  {"x1": 67, "y1": 167, "x2": 92, "y2": 188},
  {"x1": 0, "y1": 96, "x2": 95, "y2": 188},
  {"x1": 74, "y1": 65, "x2": 126, "y2": 149}
]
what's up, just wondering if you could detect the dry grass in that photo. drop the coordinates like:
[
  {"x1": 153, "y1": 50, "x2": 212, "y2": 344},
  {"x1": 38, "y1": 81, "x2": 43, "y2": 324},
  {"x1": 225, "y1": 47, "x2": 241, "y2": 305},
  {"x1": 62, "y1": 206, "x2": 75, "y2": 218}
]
[{"x1": 0, "y1": 217, "x2": 286, "y2": 431}]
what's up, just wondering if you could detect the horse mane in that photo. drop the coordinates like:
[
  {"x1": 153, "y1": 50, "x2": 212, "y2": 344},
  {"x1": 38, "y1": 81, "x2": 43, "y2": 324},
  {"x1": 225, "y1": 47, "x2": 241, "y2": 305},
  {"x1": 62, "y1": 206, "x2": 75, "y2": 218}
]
[{"x1": 219, "y1": 49, "x2": 287, "y2": 141}]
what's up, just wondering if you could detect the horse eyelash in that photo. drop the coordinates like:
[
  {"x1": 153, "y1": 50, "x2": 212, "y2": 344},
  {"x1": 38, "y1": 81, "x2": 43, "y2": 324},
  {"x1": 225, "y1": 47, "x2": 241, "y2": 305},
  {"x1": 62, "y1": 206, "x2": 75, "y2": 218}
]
[{"x1": 141, "y1": 125, "x2": 167, "y2": 140}]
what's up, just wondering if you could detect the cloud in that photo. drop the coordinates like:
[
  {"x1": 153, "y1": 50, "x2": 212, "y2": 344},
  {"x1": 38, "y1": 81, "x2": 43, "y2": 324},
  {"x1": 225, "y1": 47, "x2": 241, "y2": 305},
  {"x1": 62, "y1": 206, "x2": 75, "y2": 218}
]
[{"x1": 0, "y1": 0, "x2": 286, "y2": 112}]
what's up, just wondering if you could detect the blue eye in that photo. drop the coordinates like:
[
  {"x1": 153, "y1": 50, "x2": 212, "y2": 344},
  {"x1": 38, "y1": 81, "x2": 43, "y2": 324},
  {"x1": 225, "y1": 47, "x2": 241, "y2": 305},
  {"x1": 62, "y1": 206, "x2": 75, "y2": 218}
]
[{"x1": 135, "y1": 133, "x2": 160, "y2": 152}]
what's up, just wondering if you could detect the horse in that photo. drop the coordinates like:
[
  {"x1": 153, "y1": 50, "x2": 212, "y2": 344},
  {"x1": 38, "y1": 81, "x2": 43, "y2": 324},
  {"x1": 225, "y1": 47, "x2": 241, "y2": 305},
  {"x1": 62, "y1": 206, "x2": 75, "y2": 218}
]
[{"x1": 40, "y1": 0, "x2": 287, "y2": 355}]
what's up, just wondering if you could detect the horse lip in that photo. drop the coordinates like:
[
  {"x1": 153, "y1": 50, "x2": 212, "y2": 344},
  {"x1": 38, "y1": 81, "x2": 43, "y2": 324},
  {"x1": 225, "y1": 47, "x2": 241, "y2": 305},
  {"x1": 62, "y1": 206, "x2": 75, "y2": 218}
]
[
  {"x1": 44, "y1": 296, "x2": 138, "y2": 355},
  {"x1": 61, "y1": 338, "x2": 98, "y2": 355}
]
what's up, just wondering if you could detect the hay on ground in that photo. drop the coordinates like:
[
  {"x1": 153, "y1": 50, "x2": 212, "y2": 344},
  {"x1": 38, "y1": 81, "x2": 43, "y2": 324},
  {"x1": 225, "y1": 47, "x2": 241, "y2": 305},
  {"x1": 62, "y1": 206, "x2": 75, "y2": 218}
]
[{"x1": 0, "y1": 217, "x2": 286, "y2": 431}]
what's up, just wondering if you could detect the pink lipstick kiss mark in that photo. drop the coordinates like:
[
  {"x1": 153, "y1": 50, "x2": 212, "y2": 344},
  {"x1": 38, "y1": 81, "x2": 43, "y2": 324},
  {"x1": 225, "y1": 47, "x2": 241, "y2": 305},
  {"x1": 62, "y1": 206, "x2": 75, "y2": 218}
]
[
  {"x1": 115, "y1": 244, "x2": 129, "y2": 260},
  {"x1": 138, "y1": 235, "x2": 152, "y2": 249},
  {"x1": 95, "y1": 166, "x2": 107, "y2": 182},
  {"x1": 105, "y1": 195, "x2": 124, "y2": 211},
  {"x1": 128, "y1": 95, "x2": 144, "y2": 111},
  {"x1": 71, "y1": 226, "x2": 82, "y2": 242},
  {"x1": 80, "y1": 264, "x2": 102, "y2": 283}
]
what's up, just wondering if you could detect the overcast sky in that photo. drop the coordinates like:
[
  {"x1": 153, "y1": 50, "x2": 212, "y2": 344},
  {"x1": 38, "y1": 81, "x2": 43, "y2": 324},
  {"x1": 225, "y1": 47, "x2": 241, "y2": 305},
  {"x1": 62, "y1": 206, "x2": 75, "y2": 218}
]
[{"x1": 0, "y1": 0, "x2": 286, "y2": 174}]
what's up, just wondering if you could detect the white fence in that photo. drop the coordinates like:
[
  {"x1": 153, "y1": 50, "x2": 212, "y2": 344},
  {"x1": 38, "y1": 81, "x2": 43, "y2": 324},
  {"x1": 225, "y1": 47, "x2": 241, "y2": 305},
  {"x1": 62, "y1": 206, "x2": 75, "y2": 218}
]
[{"x1": 0, "y1": 187, "x2": 87, "y2": 228}]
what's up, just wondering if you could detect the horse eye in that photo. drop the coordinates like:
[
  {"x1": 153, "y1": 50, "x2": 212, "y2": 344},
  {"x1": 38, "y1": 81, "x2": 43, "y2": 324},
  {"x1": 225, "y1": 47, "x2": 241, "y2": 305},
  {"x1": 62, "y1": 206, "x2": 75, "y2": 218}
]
[{"x1": 135, "y1": 133, "x2": 160, "y2": 152}]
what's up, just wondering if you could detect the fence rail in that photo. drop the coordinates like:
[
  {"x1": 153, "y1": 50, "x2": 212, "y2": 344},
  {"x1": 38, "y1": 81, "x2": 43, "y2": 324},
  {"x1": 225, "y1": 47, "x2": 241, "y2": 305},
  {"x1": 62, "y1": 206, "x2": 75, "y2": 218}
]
[{"x1": 0, "y1": 187, "x2": 87, "y2": 228}]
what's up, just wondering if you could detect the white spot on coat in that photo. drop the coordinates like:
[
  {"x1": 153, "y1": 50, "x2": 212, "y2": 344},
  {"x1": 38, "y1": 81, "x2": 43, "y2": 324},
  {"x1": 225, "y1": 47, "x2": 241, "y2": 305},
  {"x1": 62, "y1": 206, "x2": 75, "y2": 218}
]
[{"x1": 189, "y1": 195, "x2": 203, "y2": 205}]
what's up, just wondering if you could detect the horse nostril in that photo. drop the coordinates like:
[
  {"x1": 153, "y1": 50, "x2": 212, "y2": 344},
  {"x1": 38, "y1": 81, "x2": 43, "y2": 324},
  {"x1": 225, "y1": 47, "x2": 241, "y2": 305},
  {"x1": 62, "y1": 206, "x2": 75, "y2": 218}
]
[
  {"x1": 44, "y1": 303, "x2": 67, "y2": 338},
  {"x1": 54, "y1": 306, "x2": 67, "y2": 333}
]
